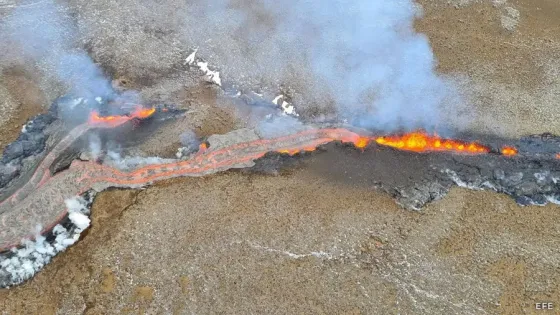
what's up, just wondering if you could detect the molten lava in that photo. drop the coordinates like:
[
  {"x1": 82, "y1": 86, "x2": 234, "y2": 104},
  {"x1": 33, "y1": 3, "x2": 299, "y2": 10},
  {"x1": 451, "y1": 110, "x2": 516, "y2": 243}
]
[
  {"x1": 501, "y1": 146, "x2": 518, "y2": 156},
  {"x1": 198, "y1": 143, "x2": 208, "y2": 154},
  {"x1": 355, "y1": 137, "x2": 370, "y2": 149},
  {"x1": 88, "y1": 106, "x2": 156, "y2": 127},
  {"x1": 278, "y1": 146, "x2": 318, "y2": 156},
  {"x1": 0, "y1": 123, "x2": 538, "y2": 253},
  {"x1": 374, "y1": 132, "x2": 489, "y2": 154},
  {"x1": 134, "y1": 107, "x2": 156, "y2": 118}
]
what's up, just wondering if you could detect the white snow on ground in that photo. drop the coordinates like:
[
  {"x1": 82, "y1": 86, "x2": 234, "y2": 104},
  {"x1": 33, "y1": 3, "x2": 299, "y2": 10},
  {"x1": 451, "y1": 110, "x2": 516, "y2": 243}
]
[
  {"x1": 272, "y1": 94, "x2": 299, "y2": 117},
  {"x1": 185, "y1": 49, "x2": 197, "y2": 65},
  {"x1": 0, "y1": 195, "x2": 92, "y2": 288},
  {"x1": 184, "y1": 49, "x2": 222, "y2": 86},
  {"x1": 185, "y1": 50, "x2": 298, "y2": 116}
]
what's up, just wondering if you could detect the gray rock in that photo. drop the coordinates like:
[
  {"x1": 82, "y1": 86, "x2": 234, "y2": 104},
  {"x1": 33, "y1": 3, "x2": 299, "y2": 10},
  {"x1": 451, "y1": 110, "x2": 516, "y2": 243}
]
[
  {"x1": 504, "y1": 172, "x2": 524, "y2": 185},
  {"x1": 515, "y1": 181, "x2": 540, "y2": 196},
  {"x1": 493, "y1": 169, "x2": 505, "y2": 180}
]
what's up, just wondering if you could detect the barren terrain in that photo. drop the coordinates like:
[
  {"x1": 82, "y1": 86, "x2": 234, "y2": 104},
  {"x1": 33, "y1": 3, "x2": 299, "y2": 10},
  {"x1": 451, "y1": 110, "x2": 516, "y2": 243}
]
[{"x1": 1, "y1": 0, "x2": 560, "y2": 314}]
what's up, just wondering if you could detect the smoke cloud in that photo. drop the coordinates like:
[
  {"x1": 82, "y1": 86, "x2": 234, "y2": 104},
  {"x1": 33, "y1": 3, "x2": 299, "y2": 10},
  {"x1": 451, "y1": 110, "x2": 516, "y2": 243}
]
[
  {"x1": 182, "y1": 0, "x2": 459, "y2": 132},
  {"x1": 1, "y1": 0, "x2": 462, "y2": 133},
  {"x1": 0, "y1": 0, "x2": 114, "y2": 103}
]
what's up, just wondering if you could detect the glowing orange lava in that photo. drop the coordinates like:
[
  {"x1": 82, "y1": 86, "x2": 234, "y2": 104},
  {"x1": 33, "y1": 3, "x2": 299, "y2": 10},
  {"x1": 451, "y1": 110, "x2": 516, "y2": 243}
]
[
  {"x1": 501, "y1": 146, "x2": 518, "y2": 156},
  {"x1": 198, "y1": 143, "x2": 208, "y2": 153},
  {"x1": 134, "y1": 107, "x2": 156, "y2": 119},
  {"x1": 88, "y1": 111, "x2": 130, "y2": 127},
  {"x1": 88, "y1": 106, "x2": 156, "y2": 127},
  {"x1": 374, "y1": 132, "x2": 489, "y2": 154},
  {"x1": 355, "y1": 137, "x2": 370, "y2": 149},
  {"x1": 278, "y1": 146, "x2": 318, "y2": 156}
]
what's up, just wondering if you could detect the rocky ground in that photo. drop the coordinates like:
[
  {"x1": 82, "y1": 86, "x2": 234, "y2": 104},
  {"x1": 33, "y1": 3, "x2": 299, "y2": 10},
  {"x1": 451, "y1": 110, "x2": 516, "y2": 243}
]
[{"x1": 1, "y1": 0, "x2": 560, "y2": 314}]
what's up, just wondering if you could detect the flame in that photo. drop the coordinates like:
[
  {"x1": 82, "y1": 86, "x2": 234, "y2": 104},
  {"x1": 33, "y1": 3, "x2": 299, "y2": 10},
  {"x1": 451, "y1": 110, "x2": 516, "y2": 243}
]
[
  {"x1": 556, "y1": 153, "x2": 560, "y2": 159},
  {"x1": 374, "y1": 132, "x2": 489, "y2": 154},
  {"x1": 501, "y1": 146, "x2": 518, "y2": 156}
]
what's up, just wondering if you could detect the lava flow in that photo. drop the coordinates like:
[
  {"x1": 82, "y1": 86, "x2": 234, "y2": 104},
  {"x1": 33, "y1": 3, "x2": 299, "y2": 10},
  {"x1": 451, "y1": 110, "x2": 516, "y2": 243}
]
[
  {"x1": 2, "y1": 112, "x2": 553, "y2": 289},
  {"x1": 88, "y1": 105, "x2": 156, "y2": 127},
  {"x1": 275, "y1": 131, "x2": 492, "y2": 156},
  {"x1": 0, "y1": 123, "x2": 525, "y2": 253},
  {"x1": 374, "y1": 131, "x2": 490, "y2": 154},
  {"x1": 501, "y1": 146, "x2": 518, "y2": 156}
]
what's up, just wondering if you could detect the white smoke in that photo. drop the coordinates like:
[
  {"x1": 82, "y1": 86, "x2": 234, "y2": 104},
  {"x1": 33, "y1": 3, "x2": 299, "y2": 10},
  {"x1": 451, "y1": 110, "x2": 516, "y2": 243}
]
[
  {"x1": 0, "y1": 196, "x2": 91, "y2": 288},
  {"x1": 88, "y1": 133, "x2": 102, "y2": 161},
  {"x1": 105, "y1": 150, "x2": 177, "y2": 171},
  {"x1": 0, "y1": 0, "x2": 115, "y2": 103},
  {"x1": 181, "y1": 0, "x2": 461, "y2": 132}
]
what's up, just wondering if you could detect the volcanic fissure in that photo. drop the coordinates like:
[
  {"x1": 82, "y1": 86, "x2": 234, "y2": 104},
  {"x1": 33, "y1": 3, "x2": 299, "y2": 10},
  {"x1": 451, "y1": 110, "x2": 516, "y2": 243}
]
[{"x1": 1, "y1": 100, "x2": 560, "y2": 288}]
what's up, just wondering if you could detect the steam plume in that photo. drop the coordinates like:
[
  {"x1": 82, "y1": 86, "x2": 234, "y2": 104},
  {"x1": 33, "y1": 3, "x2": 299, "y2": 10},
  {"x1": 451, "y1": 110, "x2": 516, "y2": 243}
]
[
  {"x1": 183, "y1": 0, "x2": 459, "y2": 132},
  {"x1": 0, "y1": 0, "x2": 114, "y2": 104}
]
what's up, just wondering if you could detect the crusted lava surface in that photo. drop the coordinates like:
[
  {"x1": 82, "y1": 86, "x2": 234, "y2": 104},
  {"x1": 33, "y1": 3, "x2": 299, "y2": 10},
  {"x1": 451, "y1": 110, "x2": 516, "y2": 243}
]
[{"x1": 249, "y1": 140, "x2": 560, "y2": 210}]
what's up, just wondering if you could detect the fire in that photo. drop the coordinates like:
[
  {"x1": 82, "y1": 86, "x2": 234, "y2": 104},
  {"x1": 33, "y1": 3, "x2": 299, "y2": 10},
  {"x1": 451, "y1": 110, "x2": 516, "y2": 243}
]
[
  {"x1": 556, "y1": 153, "x2": 560, "y2": 159},
  {"x1": 374, "y1": 132, "x2": 489, "y2": 154},
  {"x1": 501, "y1": 146, "x2": 518, "y2": 156}
]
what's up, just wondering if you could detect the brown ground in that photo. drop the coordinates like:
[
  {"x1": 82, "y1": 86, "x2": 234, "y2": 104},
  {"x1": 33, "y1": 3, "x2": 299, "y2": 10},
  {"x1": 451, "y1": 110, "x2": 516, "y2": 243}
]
[
  {"x1": 0, "y1": 66, "x2": 47, "y2": 151},
  {"x1": 1, "y1": 0, "x2": 560, "y2": 314}
]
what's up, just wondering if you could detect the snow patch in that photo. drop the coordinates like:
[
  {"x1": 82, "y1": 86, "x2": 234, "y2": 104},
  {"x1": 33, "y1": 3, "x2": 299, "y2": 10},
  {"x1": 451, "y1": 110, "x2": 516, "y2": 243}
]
[
  {"x1": 186, "y1": 50, "x2": 300, "y2": 116},
  {"x1": 184, "y1": 49, "x2": 197, "y2": 65},
  {"x1": 185, "y1": 50, "x2": 222, "y2": 86},
  {"x1": 272, "y1": 94, "x2": 299, "y2": 117}
]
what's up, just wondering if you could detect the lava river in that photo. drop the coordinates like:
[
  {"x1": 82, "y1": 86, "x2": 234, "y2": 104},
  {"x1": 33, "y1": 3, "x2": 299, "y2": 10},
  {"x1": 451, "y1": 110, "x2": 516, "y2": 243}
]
[{"x1": 1, "y1": 109, "x2": 524, "y2": 252}]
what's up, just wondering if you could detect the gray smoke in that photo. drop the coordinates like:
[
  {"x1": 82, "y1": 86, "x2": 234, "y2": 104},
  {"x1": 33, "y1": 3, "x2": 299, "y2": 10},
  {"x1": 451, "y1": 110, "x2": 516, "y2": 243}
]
[
  {"x1": 0, "y1": 0, "x2": 114, "y2": 103},
  {"x1": 181, "y1": 0, "x2": 460, "y2": 132},
  {"x1": 179, "y1": 130, "x2": 200, "y2": 147}
]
